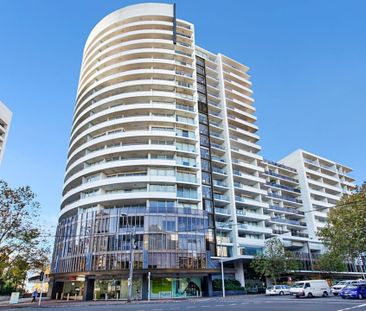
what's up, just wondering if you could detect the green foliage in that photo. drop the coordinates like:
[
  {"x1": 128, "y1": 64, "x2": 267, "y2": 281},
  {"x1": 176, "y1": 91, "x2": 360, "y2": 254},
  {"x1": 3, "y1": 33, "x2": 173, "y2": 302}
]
[
  {"x1": 0, "y1": 180, "x2": 50, "y2": 292},
  {"x1": 212, "y1": 279, "x2": 243, "y2": 291},
  {"x1": 250, "y1": 238, "x2": 299, "y2": 284},
  {"x1": 318, "y1": 183, "x2": 366, "y2": 262},
  {"x1": 314, "y1": 251, "x2": 347, "y2": 274}
]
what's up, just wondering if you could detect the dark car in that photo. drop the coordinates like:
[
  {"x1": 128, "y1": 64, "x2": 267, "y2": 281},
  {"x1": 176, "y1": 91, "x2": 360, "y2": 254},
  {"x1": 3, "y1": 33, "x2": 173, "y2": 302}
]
[{"x1": 340, "y1": 284, "x2": 366, "y2": 299}]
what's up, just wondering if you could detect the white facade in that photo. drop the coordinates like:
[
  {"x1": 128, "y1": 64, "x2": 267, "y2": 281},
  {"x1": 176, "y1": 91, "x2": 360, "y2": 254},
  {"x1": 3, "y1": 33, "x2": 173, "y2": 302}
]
[
  {"x1": 279, "y1": 149, "x2": 356, "y2": 240},
  {"x1": 0, "y1": 101, "x2": 12, "y2": 165},
  {"x1": 54, "y1": 3, "x2": 359, "y2": 294}
]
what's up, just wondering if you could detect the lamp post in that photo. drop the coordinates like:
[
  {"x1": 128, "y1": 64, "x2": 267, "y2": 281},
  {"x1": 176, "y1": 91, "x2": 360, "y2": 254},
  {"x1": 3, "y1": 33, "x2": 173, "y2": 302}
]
[
  {"x1": 127, "y1": 226, "x2": 136, "y2": 303},
  {"x1": 219, "y1": 220, "x2": 235, "y2": 298}
]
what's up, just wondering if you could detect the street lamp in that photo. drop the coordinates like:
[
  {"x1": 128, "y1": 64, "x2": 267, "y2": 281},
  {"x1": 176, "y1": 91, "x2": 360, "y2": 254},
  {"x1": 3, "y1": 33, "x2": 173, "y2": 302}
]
[
  {"x1": 219, "y1": 220, "x2": 235, "y2": 298},
  {"x1": 127, "y1": 226, "x2": 136, "y2": 303}
]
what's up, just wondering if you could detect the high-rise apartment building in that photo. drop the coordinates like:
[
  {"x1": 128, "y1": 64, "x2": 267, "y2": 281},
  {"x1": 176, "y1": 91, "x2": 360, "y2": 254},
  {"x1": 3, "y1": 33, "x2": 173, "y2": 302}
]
[
  {"x1": 50, "y1": 2, "x2": 267, "y2": 299},
  {"x1": 0, "y1": 101, "x2": 12, "y2": 165},
  {"x1": 50, "y1": 3, "x2": 358, "y2": 300},
  {"x1": 280, "y1": 149, "x2": 356, "y2": 239}
]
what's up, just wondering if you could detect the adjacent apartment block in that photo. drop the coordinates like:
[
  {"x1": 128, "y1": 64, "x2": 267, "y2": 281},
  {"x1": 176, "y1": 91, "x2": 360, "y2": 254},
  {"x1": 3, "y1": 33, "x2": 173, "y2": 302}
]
[
  {"x1": 0, "y1": 101, "x2": 12, "y2": 165},
  {"x1": 280, "y1": 150, "x2": 356, "y2": 239},
  {"x1": 50, "y1": 3, "x2": 358, "y2": 301}
]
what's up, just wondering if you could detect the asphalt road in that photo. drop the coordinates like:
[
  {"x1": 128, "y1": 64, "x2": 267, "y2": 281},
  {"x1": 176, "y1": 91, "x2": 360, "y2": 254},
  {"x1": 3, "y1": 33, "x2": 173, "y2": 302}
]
[{"x1": 2, "y1": 295, "x2": 366, "y2": 311}]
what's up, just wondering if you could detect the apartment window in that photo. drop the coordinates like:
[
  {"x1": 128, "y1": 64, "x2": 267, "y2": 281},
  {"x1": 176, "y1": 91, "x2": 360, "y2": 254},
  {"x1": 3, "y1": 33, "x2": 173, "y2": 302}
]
[
  {"x1": 150, "y1": 168, "x2": 175, "y2": 176},
  {"x1": 197, "y1": 83, "x2": 206, "y2": 93},
  {"x1": 163, "y1": 220, "x2": 176, "y2": 232},
  {"x1": 199, "y1": 123, "x2": 209, "y2": 135},
  {"x1": 196, "y1": 66, "x2": 205, "y2": 75},
  {"x1": 198, "y1": 93, "x2": 207, "y2": 103},
  {"x1": 203, "y1": 199, "x2": 213, "y2": 212},
  {"x1": 197, "y1": 74, "x2": 206, "y2": 84},
  {"x1": 200, "y1": 147, "x2": 210, "y2": 159},
  {"x1": 177, "y1": 156, "x2": 196, "y2": 167},
  {"x1": 202, "y1": 172, "x2": 212, "y2": 185},
  {"x1": 150, "y1": 184, "x2": 175, "y2": 192},
  {"x1": 196, "y1": 57, "x2": 205, "y2": 67},
  {"x1": 200, "y1": 135, "x2": 210, "y2": 147},
  {"x1": 201, "y1": 159, "x2": 211, "y2": 171},
  {"x1": 177, "y1": 186, "x2": 197, "y2": 199},
  {"x1": 199, "y1": 113, "x2": 208, "y2": 124},
  {"x1": 202, "y1": 186, "x2": 212, "y2": 199}
]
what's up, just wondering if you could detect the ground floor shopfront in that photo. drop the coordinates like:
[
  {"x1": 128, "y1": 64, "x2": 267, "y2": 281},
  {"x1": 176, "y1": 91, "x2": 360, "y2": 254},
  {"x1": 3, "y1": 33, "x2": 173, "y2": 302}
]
[{"x1": 49, "y1": 271, "x2": 219, "y2": 301}]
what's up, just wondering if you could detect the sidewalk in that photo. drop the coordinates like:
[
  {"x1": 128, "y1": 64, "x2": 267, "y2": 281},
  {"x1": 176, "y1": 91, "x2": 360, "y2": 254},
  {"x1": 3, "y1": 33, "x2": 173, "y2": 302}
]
[{"x1": 0, "y1": 295, "x2": 259, "y2": 309}]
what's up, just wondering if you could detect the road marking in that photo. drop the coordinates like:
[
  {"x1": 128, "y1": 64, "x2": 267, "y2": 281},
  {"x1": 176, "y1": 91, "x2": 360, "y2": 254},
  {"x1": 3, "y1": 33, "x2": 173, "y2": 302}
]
[
  {"x1": 215, "y1": 304, "x2": 224, "y2": 307},
  {"x1": 337, "y1": 303, "x2": 366, "y2": 311}
]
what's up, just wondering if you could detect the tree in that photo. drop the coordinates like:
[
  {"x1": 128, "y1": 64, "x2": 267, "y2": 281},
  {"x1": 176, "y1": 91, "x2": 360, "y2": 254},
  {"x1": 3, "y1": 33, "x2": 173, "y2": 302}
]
[
  {"x1": 0, "y1": 180, "x2": 49, "y2": 292},
  {"x1": 318, "y1": 183, "x2": 366, "y2": 267},
  {"x1": 250, "y1": 238, "x2": 298, "y2": 284},
  {"x1": 314, "y1": 251, "x2": 347, "y2": 276}
]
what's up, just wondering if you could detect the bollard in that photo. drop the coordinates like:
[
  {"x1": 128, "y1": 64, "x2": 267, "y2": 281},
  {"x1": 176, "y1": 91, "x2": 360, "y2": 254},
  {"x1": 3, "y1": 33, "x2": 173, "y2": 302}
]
[
  {"x1": 67, "y1": 293, "x2": 70, "y2": 301},
  {"x1": 116, "y1": 293, "x2": 119, "y2": 300},
  {"x1": 196, "y1": 291, "x2": 199, "y2": 297},
  {"x1": 61, "y1": 293, "x2": 64, "y2": 300},
  {"x1": 105, "y1": 293, "x2": 108, "y2": 301},
  {"x1": 94, "y1": 293, "x2": 97, "y2": 301},
  {"x1": 55, "y1": 292, "x2": 59, "y2": 300},
  {"x1": 74, "y1": 294, "x2": 77, "y2": 301}
]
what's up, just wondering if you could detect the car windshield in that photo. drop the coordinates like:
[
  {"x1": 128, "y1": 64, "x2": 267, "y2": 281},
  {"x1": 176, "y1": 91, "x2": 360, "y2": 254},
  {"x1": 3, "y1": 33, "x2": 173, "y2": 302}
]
[
  {"x1": 345, "y1": 286, "x2": 357, "y2": 290},
  {"x1": 292, "y1": 283, "x2": 304, "y2": 288},
  {"x1": 336, "y1": 281, "x2": 347, "y2": 285},
  {"x1": 267, "y1": 286, "x2": 274, "y2": 290}
]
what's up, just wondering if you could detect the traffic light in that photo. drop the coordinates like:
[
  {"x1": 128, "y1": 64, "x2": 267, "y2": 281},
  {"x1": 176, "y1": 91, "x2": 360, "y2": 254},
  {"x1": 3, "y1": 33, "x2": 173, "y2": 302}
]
[{"x1": 39, "y1": 272, "x2": 44, "y2": 282}]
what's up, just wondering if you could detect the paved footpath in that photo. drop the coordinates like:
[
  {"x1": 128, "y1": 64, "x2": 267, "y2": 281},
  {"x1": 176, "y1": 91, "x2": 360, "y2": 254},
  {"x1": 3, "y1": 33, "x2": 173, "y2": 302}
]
[{"x1": 1, "y1": 295, "x2": 366, "y2": 311}]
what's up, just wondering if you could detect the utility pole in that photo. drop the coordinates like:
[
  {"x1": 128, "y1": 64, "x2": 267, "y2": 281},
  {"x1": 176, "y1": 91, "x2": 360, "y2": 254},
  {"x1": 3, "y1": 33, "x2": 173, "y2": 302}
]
[
  {"x1": 220, "y1": 225, "x2": 225, "y2": 298},
  {"x1": 127, "y1": 226, "x2": 136, "y2": 303}
]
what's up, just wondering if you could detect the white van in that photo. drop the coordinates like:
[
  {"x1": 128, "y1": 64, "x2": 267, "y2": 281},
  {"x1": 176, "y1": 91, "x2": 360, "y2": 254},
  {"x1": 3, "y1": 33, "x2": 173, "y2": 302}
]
[{"x1": 290, "y1": 280, "x2": 330, "y2": 298}]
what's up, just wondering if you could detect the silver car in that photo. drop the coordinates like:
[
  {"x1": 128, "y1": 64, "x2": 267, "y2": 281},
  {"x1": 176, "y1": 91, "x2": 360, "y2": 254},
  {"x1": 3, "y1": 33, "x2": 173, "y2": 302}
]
[{"x1": 266, "y1": 285, "x2": 291, "y2": 295}]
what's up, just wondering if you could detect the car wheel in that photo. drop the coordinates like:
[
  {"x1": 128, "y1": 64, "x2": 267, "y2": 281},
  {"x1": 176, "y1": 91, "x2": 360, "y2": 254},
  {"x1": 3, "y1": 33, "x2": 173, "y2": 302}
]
[
  {"x1": 333, "y1": 293, "x2": 338, "y2": 296},
  {"x1": 359, "y1": 294, "x2": 363, "y2": 300},
  {"x1": 341, "y1": 296, "x2": 345, "y2": 299},
  {"x1": 308, "y1": 293, "x2": 313, "y2": 298},
  {"x1": 323, "y1": 291, "x2": 328, "y2": 297},
  {"x1": 279, "y1": 291, "x2": 284, "y2": 296},
  {"x1": 295, "y1": 295, "x2": 300, "y2": 299}
]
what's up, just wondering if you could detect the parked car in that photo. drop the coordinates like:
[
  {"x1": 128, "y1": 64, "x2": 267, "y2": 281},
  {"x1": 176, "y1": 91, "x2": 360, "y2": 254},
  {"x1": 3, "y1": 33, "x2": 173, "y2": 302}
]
[
  {"x1": 340, "y1": 284, "x2": 366, "y2": 299},
  {"x1": 265, "y1": 285, "x2": 291, "y2": 296},
  {"x1": 331, "y1": 280, "x2": 359, "y2": 296},
  {"x1": 290, "y1": 280, "x2": 330, "y2": 298}
]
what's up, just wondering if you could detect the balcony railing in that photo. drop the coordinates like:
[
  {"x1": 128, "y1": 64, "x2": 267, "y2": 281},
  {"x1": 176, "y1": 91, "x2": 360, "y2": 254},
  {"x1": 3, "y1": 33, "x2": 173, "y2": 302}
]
[
  {"x1": 271, "y1": 217, "x2": 306, "y2": 227},
  {"x1": 264, "y1": 170, "x2": 299, "y2": 183},
  {"x1": 269, "y1": 205, "x2": 304, "y2": 215},
  {"x1": 263, "y1": 159, "x2": 297, "y2": 172},
  {"x1": 267, "y1": 193, "x2": 303, "y2": 204},
  {"x1": 266, "y1": 182, "x2": 301, "y2": 193}
]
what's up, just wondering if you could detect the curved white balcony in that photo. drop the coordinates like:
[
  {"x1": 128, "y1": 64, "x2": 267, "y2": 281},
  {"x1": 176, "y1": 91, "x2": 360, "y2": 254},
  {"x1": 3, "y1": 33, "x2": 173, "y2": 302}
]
[
  {"x1": 65, "y1": 143, "x2": 177, "y2": 178},
  {"x1": 78, "y1": 58, "x2": 193, "y2": 101},
  {"x1": 83, "y1": 20, "x2": 174, "y2": 60}
]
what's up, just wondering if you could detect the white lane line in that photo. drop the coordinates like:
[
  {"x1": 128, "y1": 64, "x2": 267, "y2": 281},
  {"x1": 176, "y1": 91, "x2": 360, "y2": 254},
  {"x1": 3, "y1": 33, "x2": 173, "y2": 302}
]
[
  {"x1": 215, "y1": 305, "x2": 224, "y2": 307},
  {"x1": 337, "y1": 303, "x2": 366, "y2": 311}
]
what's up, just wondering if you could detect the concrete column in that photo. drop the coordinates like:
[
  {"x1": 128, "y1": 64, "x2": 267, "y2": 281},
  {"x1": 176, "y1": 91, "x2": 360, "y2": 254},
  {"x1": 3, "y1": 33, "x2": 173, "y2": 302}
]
[
  {"x1": 83, "y1": 276, "x2": 95, "y2": 301},
  {"x1": 141, "y1": 273, "x2": 149, "y2": 300},
  {"x1": 204, "y1": 275, "x2": 213, "y2": 297},
  {"x1": 234, "y1": 262, "x2": 245, "y2": 287},
  {"x1": 49, "y1": 279, "x2": 64, "y2": 299}
]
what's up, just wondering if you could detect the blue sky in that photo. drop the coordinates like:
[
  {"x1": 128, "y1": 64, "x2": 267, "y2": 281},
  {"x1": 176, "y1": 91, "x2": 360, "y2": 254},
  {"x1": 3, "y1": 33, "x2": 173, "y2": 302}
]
[{"x1": 0, "y1": 0, "x2": 365, "y2": 231}]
